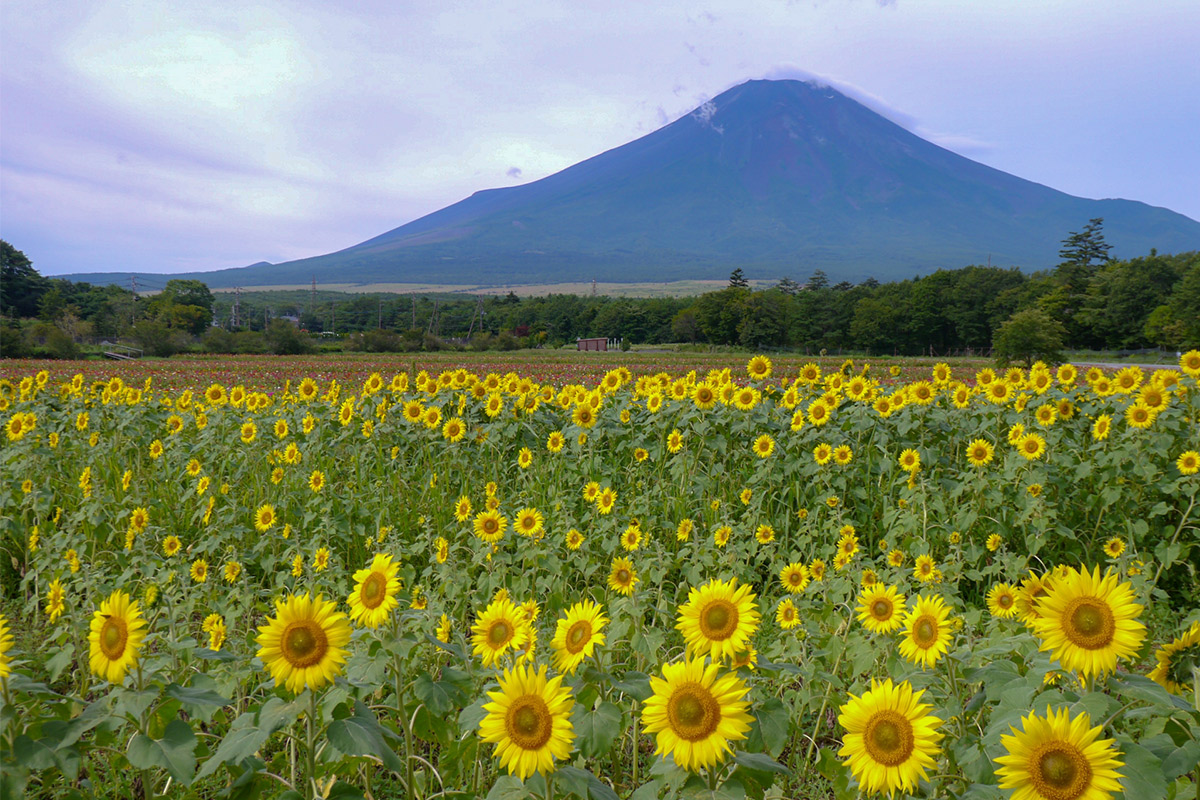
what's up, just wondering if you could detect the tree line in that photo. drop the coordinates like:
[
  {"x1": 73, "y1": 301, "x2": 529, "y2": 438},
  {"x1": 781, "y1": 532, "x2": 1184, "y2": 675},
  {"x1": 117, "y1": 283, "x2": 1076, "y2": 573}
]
[{"x1": 3, "y1": 219, "x2": 1197, "y2": 358}]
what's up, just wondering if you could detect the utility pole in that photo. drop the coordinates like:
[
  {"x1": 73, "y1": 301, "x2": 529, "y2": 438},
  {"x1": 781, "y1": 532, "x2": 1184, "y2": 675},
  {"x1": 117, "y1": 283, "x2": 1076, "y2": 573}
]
[
  {"x1": 411, "y1": 294, "x2": 416, "y2": 329},
  {"x1": 232, "y1": 287, "x2": 241, "y2": 329},
  {"x1": 310, "y1": 276, "x2": 316, "y2": 314},
  {"x1": 591, "y1": 278, "x2": 596, "y2": 296},
  {"x1": 378, "y1": 298, "x2": 383, "y2": 329},
  {"x1": 330, "y1": 302, "x2": 335, "y2": 334}
]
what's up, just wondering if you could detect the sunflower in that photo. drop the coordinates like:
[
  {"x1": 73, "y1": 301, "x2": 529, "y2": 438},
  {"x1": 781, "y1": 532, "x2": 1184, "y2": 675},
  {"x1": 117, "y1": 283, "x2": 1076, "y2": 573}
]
[
  {"x1": 810, "y1": 558, "x2": 827, "y2": 582},
  {"x1": 88, "y1": 590, "x2": 148, "y2": 684},
  {"x1": 223, "y1": 561, "x2": 242, "y2": 583},
  {"x1": 833, "y1": 445, "x2": 854, "y2": 465},
  {"x1": 987, "y1": 583, "x2": 1020, "y2": 619},
  {"x1": 666, "y1": 429, "x2": 683, "y2": 453},
  {"x1": 1176, "y1": 450, "x2": 1199, "y2": 476},
  {"x1": 899, "y1": 595, "x2": 953, "y2": 668},
  {"x1": 773, "y1": 598, "x2": 800, "y2": 630},
  {"x1": 641, "y1": 656, "x2": 753, "y2": 772},
  {"x1": 256, "y1": 593, "x2": 352, "y2": 694},
  {"x1": 676, "y1": 577, "x2": 761, "y2": 664},
  {"x1": 994, "y1": 706, "x2": 1123, "y2": 800},
  {"x1": 595, "y1": 487, "x2": 617, "y2": 515},
  {"x1": 752, "y1": 434, "x2": 775, "y2": 458},
  {"x1": 1103, "y1": 538, "x2": 1125, "y2": 559},
  {"x1": 1016, "y1": 571, "x2": 1054, "y2": 627},
  {"x1": 313, "y1": 546, "x2": 331, "y2": 572},
  {"x1": 0, "y1": 614, "x2": 13, "y2": 684},
  {"x1": 478, "y1": 663, "x2": 575, "y2": 780},
  {"x1": 676, "y1": 519, "x2": 695, "y2": 542},
  {"x1": 202, "y1": 613, "x2": 227, "y2": 651},
  {"x1": 190, "y1": 559, "x2": 208, "y2": 583},
  {"x1": 347, "y1": 554, "x2": 401, "y2": 629},
  {"x1": 808, "y1": 399, "x2": 831, "y2": 425},
  {"x1": 754, "y1": 524, "x2": 775, "y2": 545},
  {"x1": 608, "y1": 557, "x2": 639, "y2": 596},
  {"x1": 713, "y1": 526, "x2": 732, "y2": 547},
  {"x1": 898, "y1": 449, "x2": 921, "y2": 473},
  {"x1": 813, "y1": 443, "x2": 834, "y2": 465},
  {"x1": 986, "y1": 533, "x2": 1003, "y2": 552},
  {"x1": 41, "y1": 578, "x2": 66, "y2": 625},
  {"x1": 254, "y1": 504, "x2": 277, "y2": 532},
  {"x1": 565, "y1": 528, "x2": 584, "y2": 550},
  {"x1": 1032, "y1": 565, "x2": 1145, "y2": 678},
  {"x1": 746, "y1": 355, "x2": 772, "y2": 380},
  {"x1": 454, "y1": 495, "x2": 473, "y2": 522},
  {"x1": 571, "y1": 404, "x2": 597, "y2": 428},
  {"x1": 913, "y1": 555, "x2": 936, "y2": 583},
  {"x1": 1148, "y1": 621, "x2": 1200, "y2": 695},
  {"x1": 780, "y1": 562, "x2": 810, "y2": 594},
  {"x1": 621, "y1": 523, "x2": 643, "y2": 551},
  {"x1": 1092, "y1": 414, "x2": 1112, "y2": 441},
  {"x1": 514, "y1": 507, "x2": 544, "y2": 538},
  {"x1": 856, "y1": 585, "x2": 907, "y2": 634},
  {"x1": 471, "y1": 596, "x2": 532, "y2": 668},
  {"x1": 551, "y1": 600, "x2": 608, "y2": 674},
  {"x1": 966, "y1": 439, "x2": 994, "y2": 467},
  {"x1": 1124, "y1": 401, "x2": 1155, "y2": 429},
  {"x1": 1181, "y1": 349, "x2": 1200, "y2": 377},
  {"x1": 546, "y1": 430, "x2": 566, "y2": 452},
  {"x1": 442, "y1": 416, "x2": 466, "y2": 442},
  {"x1": 473, "y1": 510, "x2": 508, "y2": 543},
  {"x1": 434, "y1": 536, "x2": 449, "y2": 564},
  {"x1": 692, "y1": 383, "x2": 717, "y2": 410},
  {"x1": 838, "y1": 678, "x2": 943, "y2": 797}
]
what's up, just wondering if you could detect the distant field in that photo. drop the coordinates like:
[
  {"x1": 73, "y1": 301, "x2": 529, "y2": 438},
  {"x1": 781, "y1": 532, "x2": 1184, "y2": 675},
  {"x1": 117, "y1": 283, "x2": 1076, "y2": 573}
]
[{"x1": 211, "y1": 280, "x2": 775, "y2": 297}]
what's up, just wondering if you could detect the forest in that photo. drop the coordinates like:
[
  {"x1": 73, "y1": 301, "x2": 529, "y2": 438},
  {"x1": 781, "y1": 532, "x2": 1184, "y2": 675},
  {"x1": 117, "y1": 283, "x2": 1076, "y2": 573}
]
[{"x1": 3, "y1": 220, "x2": 1198, "y2": 358}]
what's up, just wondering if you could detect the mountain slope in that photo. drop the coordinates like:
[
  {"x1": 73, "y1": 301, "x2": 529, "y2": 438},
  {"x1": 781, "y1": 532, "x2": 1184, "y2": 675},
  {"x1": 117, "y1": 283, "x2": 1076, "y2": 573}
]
[{"x1": 63, "y1": 79, "x2": 1200, "y2": 287}]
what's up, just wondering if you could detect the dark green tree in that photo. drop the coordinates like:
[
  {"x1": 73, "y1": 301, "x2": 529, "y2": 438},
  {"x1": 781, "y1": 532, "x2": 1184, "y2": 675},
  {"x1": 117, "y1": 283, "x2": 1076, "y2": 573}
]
[
  {"x1": 993, "y1": 308, "x2": 1066, "y2": 366},
  {"x1": 1058, "y1": 217, "x2": 1112, "y2": 268},
  {"x1": 728, "y1": 268, "x2": 749, "y2": 288},
  {"x1": 1, "y1": 240, "x2": 49, "y2": 318}
]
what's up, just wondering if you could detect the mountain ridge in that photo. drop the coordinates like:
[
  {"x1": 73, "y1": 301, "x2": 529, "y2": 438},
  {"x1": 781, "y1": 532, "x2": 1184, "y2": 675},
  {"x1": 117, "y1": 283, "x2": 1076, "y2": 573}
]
[{"x1": 56, "y1": 79, "x2": 1200, "y2": 288}]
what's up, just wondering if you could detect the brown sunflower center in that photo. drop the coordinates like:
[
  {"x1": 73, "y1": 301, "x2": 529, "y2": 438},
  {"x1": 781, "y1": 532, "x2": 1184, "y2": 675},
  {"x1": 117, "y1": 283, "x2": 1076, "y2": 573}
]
[
  {"x1": 565, "y1": 620, "x2": 592, "y2": 653},
  {"x1": 487, "y1": 620, "x2": 513, "y2": 646},
  {"x1": 998, "y1": 593, "x2": 1014, "y2": 609},
  {"x1": 282, "y1": 620, "x2": 328, "y2": 668},
  {"x1": 360, "y1": 573, "x2": 386, "y2": 608},
  {"x1": 483, "y1": 519, "x2": 498, "y2": 534},
  {"x1": 699, "y1": 600, "x2": 739, "y2": 641},
  {"x1": 614, "y1": 568, "x2": 631, "y2": 585},
  {"x1": 913, "y1": 616, "x2": 938, "y2": 648},
  {"x1": 667, "y1": 683, "x2": 721, "y2": 741},
  {"x1": 1064, "y1": 598, "x2": 1115, "y2": 650},
  {"x1": 505, "y1": 696, "x2": 553, "y2": 751},
  {"x1": 1030, "y1": 742, "x2": 1091, "y2": 800},
  {"x1": 100, "y1": 617, "x2": 128, "y2": 660},
  {"x1": 871, "y1": 599, "x2": 893, "y2": 620},
  {"x1": 863, "y1": 710, "x2": 915, "y2": 766}
]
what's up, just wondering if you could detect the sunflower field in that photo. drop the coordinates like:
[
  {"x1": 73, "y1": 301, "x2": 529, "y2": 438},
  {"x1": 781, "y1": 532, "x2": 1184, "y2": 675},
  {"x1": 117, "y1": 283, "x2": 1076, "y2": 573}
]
[{"x1": 2, "y1": 353, "x2": 1200, "y2": 800}]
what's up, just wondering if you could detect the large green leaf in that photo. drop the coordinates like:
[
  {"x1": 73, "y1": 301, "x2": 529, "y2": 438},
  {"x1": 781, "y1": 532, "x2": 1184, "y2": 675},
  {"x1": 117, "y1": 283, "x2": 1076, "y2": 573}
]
[
  {"x1": 126, "y1": 719, "x2": 197, "y2": 785},
  {"x1": 573, "y1": 701, "x2": 622, "y2": 759},
  {"x1": 325, "y1": 699, "x2": 404, "y2": 773}
]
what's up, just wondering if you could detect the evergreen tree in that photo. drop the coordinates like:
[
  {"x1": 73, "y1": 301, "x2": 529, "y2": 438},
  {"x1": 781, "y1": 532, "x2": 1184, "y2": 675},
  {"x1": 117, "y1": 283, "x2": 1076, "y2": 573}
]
[{"x1": 728, "y1": 268, "x2": 749, "y2": 288}]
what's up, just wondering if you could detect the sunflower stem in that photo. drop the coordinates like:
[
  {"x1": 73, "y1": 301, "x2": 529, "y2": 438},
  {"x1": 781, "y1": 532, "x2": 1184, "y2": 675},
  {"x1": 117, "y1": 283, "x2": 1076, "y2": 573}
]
[{"x1": 305, "y1": 689, "x2": 318, "y2": 800}]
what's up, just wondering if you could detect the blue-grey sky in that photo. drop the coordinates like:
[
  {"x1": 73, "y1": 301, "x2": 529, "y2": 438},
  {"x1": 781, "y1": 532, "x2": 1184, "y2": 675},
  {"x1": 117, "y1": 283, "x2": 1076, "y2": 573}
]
[{"x1": 2, "y1": 0, "x2": 1198, "y2": 277}]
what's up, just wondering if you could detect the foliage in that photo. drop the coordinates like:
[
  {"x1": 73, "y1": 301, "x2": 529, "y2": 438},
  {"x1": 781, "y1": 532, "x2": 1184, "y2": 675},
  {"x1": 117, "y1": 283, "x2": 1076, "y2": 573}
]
[{"x1": 992, "y1": 308, "x2": 1067, "y2": 366}]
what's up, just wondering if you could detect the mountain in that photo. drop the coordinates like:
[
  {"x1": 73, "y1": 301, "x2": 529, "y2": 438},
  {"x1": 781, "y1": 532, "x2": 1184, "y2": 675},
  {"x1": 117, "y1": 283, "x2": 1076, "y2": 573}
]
[{"x1": 63, "y1": 79, "x2": 1200, "y2": 288}]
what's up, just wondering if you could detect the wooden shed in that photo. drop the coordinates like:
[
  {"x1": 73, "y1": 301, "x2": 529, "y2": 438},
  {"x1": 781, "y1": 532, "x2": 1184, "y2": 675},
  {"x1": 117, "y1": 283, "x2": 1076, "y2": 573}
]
[{"x1": 577, "y1": 337, "x2": 608, "y2": 351}]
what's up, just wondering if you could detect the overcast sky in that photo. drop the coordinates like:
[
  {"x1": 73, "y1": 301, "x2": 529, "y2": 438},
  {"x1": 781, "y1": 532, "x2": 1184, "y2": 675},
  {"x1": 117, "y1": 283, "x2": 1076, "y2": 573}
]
[{"x1": 2, "y1": 0, "x2": 1198, "y2": 278}]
